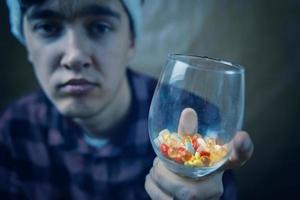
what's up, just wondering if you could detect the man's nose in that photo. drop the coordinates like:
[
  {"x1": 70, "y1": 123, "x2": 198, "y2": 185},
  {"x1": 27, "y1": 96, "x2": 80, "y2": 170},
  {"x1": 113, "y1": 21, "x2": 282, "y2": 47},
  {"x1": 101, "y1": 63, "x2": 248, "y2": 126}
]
[{"x1": 60, "y1": 30, "x2": 92, "y2": 71}]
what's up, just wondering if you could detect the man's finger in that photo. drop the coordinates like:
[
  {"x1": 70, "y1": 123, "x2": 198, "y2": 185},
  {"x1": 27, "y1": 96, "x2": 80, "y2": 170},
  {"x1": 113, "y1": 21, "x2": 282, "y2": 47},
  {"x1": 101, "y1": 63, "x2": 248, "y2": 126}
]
[
  {"x1": 222, "y1": 131, "x2": 254, "y2": 170},
  {"x1": 178, "y1": 108, "x2": 198, "y2": 136},
  {"x1": 151, "y1": 158, "x2": 224, "y2": 200},
  {"x1": 145, "y1": 174, "x2": 173, "y2": 200}
]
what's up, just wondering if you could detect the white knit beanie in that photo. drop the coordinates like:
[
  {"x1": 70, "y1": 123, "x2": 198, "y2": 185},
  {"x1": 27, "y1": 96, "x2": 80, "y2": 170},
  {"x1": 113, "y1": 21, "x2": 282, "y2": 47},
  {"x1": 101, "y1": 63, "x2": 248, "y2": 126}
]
[{"x1": 6, "y1": 0, "x2": 142, "y2": 44}]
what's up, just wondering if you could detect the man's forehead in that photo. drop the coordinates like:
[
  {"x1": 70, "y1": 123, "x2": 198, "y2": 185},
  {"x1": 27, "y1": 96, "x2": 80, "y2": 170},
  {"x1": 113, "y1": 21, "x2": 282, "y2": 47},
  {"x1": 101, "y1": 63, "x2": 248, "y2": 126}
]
[{"x1": 26, "y1": 0, "x2": 123, "y2": 20}]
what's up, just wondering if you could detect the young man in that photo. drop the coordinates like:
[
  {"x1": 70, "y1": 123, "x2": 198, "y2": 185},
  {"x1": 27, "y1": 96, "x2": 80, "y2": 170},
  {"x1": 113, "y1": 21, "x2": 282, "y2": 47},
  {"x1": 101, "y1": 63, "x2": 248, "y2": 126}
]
[{"x1": 1, "y1": 0, "x2": 253, "y2": 199}]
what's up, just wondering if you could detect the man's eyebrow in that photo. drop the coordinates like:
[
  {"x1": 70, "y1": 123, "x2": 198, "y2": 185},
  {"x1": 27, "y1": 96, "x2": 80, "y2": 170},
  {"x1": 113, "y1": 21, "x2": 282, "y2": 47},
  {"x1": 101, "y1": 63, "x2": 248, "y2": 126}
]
[{"x1": 27, "y1": 9, "x2": 64, "y2": 20}]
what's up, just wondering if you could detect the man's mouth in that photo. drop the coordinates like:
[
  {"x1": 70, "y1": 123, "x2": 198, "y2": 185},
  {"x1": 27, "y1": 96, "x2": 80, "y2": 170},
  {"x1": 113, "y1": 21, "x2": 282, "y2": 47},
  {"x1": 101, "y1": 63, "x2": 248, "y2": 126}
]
[{"x1": 58, "y1": 78, "x2": 98, "y2": 95}]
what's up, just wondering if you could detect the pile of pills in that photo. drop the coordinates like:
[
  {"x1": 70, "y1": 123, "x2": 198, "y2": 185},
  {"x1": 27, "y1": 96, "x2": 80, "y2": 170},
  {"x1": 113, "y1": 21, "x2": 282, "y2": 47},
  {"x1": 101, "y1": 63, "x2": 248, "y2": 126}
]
[{"x1": 154, "y1": 129, "x2": 228, "y2": 167}]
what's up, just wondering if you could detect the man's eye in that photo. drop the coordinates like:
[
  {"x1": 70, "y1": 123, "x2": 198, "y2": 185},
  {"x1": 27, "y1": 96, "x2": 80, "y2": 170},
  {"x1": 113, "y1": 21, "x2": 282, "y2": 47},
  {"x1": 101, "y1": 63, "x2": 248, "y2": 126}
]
[
  {"x1": 88, "y1": 22, "x2": 112, "y2": 37},
  {"x1": 33, "y1": 22, "x2": 62, "y2": 37}
]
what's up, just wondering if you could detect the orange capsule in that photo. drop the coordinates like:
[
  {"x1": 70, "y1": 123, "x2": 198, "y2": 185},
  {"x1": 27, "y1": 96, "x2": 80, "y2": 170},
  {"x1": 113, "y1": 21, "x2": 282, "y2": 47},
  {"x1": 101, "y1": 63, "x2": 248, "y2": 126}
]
[
  {"x1": 160, "y1": 143, "x2": 169, "y2": 157},
  {"x1": 201, "y1": 156, "x2": 211, "y2": 166},
  {"x1": 177, "y1": 147, "x2": 193, "y2": 161},
  {"x1": 191, "y1": 136, "x2": 198, "y2": 151},
  {"x1": 199, "y1": 150, "x2": 210, "y2": 157},
  {"x1": 167, "y1": 147, "x2": 178, "y2": 159},
  {"x1": 173, "y1": 156, "x2": 184, "y2": 164}
]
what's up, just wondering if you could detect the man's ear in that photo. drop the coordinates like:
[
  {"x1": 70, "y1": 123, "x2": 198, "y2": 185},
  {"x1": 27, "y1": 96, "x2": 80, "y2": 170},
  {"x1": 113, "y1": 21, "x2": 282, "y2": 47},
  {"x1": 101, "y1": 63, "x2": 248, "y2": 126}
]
[
  {"x1": 127, "y1": 36, "x2": 136, "y2": 60},
  {"x1": 22, "y1": 19, "x2": 33, "y2": 64},
  {"x1": 24, "y1": 40, "x2": 34, "y2": 64},
  {"x1": 27, "y1": 50, "x2": 33, "y2": 63}
]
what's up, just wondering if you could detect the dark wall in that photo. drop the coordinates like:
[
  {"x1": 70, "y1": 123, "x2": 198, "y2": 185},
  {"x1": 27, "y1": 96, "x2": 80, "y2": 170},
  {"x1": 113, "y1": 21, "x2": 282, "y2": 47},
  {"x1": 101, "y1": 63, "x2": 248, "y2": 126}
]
[
  {"x1": 0, "y1": 1, "x2": 38, "y2": 111},
  {"x1": 233, "y1": 1, "x2": 300, "y2": 199}
]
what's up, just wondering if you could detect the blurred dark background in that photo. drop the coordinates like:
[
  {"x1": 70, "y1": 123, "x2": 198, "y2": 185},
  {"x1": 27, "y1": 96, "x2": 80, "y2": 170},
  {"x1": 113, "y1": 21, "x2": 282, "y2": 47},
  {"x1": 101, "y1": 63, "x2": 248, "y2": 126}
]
[
  {"x1": 1, "y1": 0, "x2": 299, "y2": 199},
  {"x1": 0, "y1": 1, "x2": 38, "y2": 105}
]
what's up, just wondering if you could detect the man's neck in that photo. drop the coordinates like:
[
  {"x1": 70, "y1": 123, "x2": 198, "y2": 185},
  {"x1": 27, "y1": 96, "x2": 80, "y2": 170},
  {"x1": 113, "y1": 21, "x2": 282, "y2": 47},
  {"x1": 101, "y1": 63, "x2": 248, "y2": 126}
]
[{"x1": 74, "y1": 76, "x2": 132, "y2": 139}]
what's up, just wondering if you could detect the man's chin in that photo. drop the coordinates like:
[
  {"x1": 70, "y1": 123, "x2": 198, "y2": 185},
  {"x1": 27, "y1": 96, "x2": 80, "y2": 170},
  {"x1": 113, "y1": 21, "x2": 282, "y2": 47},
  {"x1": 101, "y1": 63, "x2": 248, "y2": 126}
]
[
  {"x1": 63, "y1": 110, "x2": 94, "y2": 119},
  {"x1": 51, "y1": 95, "x2": 109, "y2": 119},
  {"x1": 57, "y1": 105, "x2": 99, "y2": 119}
]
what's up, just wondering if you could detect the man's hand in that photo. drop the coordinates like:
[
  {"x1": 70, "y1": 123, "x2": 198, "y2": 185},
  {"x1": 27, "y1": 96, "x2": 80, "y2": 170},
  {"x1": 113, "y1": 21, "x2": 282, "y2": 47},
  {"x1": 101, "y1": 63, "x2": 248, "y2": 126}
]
[
  {"x1": 145, "y1": 131, "x2": 253, "y2": 200},
  {"x1": 145, "y1": 108, "x2": 254, "y2": 200}
]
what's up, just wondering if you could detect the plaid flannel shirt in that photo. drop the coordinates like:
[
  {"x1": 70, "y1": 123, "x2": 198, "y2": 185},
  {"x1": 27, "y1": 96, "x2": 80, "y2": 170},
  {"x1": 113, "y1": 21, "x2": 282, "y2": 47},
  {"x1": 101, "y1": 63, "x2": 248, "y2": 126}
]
[{"x1": 0, "y1": 69, "x2": 237, "y2": 200}]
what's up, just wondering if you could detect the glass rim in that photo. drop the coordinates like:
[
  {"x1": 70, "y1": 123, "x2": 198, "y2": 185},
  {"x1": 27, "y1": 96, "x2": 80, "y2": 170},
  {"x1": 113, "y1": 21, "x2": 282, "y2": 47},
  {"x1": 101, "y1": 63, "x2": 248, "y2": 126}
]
[{"x1": 167, "y1": 54, "x2": 245, "y2": 74}]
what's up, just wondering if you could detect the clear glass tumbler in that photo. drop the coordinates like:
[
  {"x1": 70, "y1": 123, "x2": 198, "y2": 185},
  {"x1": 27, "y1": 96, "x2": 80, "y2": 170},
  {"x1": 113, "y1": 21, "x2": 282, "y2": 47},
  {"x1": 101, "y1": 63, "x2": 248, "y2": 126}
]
[{"x1": 149, "y1": 54, "x2": 245, "y2": 178}]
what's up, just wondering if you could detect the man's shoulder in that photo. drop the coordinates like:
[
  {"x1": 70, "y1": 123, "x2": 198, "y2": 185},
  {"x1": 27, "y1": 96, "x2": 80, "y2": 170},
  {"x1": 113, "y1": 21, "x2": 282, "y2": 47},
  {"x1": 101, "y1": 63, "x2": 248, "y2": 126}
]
[
  {"x1": 0, "y1": 90, "x2": 52, "y2": 124},
  {"x1": 127, "y1": 68, "x2": 157, "y2": 99}
]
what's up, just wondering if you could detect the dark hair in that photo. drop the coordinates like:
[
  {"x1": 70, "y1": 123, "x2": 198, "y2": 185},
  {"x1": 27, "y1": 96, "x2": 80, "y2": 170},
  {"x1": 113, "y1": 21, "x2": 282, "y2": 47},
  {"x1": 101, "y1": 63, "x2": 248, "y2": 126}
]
[
  {"x1": 19, "y1": 0, "x2": 46, "y2": 14},
  {"x1": 19, "y1": 0, "x2": 136, "y2": 39}
]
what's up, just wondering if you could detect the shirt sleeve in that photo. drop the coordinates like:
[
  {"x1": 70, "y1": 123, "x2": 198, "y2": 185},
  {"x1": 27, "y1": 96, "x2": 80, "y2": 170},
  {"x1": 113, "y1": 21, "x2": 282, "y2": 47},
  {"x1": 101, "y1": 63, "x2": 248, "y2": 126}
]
[
  {"x1": 221, "y1": 170, "x2": 238, "y2": 200},
  {"x1": 0, "y1": 110, "x2": 27, "y2": 199}
]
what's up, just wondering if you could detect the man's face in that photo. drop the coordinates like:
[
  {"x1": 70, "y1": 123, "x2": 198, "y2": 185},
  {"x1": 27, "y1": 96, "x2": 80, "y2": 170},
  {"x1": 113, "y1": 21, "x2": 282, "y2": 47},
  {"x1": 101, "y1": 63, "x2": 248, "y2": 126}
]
[{"x1": 23, "y1": 0, "x2": 134, "y2": 118}]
